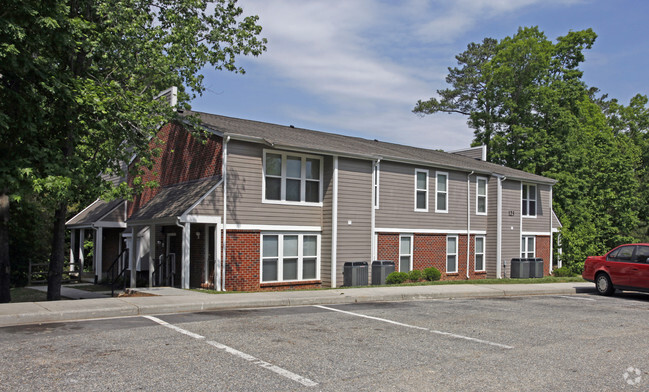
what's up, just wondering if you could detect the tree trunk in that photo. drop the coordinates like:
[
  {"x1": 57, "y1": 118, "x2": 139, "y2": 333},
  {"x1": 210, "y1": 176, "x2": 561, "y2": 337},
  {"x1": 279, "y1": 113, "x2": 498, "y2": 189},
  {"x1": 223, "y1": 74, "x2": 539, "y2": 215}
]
[
  {"x1": 0, "y1": 192, "x2": 11, "y2": 303},
  {"x1": 47, "y1": 202, "x2": 67, "y2": 301}
]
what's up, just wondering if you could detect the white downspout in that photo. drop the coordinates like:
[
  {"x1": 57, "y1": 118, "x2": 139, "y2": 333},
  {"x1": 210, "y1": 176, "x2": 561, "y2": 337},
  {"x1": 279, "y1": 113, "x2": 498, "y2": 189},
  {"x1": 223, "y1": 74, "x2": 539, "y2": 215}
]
[
  {"x1": 332, "y1": 156, "x2": 339, "y2": 288},
  {"x1": 549, "y1": 186, "x2": 554, "y2": 275},
  {"x1": 222, "y1": 136, "x2": 230, "y2": 291},
  {"x1": 371, "y1": 159, "x2": 380, "y2": 263},
  {"x1": 466, "y1": 171, "x2": 474, "y2": 279},
  {"x1": 495, "y1": 175, "x2": 506, "y2": 278}
]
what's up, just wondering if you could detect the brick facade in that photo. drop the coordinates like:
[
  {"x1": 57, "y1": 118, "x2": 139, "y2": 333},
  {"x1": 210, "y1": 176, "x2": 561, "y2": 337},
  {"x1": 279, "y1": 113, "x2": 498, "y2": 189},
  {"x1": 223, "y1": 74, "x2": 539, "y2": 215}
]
[
  {"x1": 536, "y1": 235, "x2": 551, "y2": 276},
  {"x1": 127, "y1": 123, "x2": 223, "y2": 218}
]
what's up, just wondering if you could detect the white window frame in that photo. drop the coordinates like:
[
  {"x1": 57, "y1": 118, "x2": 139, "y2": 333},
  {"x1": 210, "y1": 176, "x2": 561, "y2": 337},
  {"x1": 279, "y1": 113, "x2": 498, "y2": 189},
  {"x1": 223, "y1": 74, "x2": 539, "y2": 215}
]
[
  {"x1": 262, "y1": 150, "x2": 324, "y2": 206},
  {"x1": 521, "y1": 236, "x2": 535, "y2": 258},
  {"x1": 476, "y1": 176, "x2": 488, "y2": 215},
  {"x1": 435, "y1": 171, "x2": 449, "y2": 213},
  {"x1": 414, "y1": 169, "x2": 428, "y2": 212},
  {"x1": 522, "y1": 184, "x2": 537, "y2": 218},
  {"x1": 374, "y1": 162, "x2": 380, "y2": 209},
  {"x1": 399, "y1": 234, "x2": 413, "y2": 272},
  {"x1": 475, "y1": 236, "x2": 486, "y2": 271},
  {"x1": 260, "y1": 233, "x2": 321, "y2": 283},
  {"x1": 446, "y1": 235, "x2": 458, "y2": 273}
]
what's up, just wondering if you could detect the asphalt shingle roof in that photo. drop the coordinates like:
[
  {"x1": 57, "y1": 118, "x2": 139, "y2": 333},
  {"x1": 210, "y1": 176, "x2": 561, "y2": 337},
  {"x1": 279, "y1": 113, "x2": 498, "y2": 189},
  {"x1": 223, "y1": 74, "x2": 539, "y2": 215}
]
[
  {"x1": 66, "y1": 198, "x2": 124, "y2": 227},
  {"x1": 184, "y1": 110, "x2": 555, "y2": 184}
]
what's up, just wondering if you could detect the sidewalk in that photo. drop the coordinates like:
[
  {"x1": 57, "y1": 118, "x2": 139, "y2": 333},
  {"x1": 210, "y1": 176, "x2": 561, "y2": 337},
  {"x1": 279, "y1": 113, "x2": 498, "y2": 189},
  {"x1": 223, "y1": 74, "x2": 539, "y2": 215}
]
[{"x1": 0, "y1": 282, "x2": 596, "y2": 328}]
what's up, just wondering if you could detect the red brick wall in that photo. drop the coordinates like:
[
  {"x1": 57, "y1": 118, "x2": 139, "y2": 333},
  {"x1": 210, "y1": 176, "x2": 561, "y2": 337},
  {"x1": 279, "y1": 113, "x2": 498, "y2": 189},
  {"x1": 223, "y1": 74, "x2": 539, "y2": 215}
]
[
  {"x1": 224, "y1": 230, "x2": 261, "y2": 292},
  {"x1": 127, "y1": 123, "x2": 223, "y2": 218},
  {"x1": 376, "y1": 233, "x2": 487, "y2": 281},
  {"x1": 536, "y1": 235, "x2": 551, "y2": 276}
]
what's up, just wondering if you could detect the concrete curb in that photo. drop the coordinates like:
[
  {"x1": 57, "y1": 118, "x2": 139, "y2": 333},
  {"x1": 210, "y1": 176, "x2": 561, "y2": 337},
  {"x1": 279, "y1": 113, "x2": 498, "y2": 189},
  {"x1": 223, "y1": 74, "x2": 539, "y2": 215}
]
[{"x1": 0, "y1": 283, "x2": 596, "y2": 328}]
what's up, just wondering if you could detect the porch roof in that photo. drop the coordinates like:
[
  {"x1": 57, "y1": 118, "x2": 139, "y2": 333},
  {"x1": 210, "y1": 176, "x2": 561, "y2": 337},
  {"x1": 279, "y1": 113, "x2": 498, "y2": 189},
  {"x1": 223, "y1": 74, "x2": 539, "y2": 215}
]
[
  {"x1": 66, "y1": 198, "x2": 125, "y2": 228},
  {"x1": 128, "y1": 175, "x2": 221, "y2": 224}
]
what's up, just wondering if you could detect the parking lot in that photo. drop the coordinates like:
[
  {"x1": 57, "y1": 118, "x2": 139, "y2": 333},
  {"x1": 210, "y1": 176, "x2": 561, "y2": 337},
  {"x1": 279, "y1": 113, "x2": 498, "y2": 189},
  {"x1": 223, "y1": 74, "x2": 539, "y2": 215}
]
[{"x1": 1, "y1": 292, "x2": 649, "y2": 391}]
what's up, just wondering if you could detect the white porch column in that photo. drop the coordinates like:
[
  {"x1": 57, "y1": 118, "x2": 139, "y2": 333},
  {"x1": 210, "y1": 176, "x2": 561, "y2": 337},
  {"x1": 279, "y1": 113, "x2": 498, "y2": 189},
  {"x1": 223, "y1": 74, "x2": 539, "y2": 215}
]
[
  {"x1": 69, "y1": 229, "x2": 76, "y2": 272},
  {"x1": 130, "y1": 227, "x2": 139, "y2": 288},
  {"x1": 95, "y1": 227, "x2": 103, "y2": 283},
  {"x1": 149, "y1": 224, "x2": 156, "y2": 288},
  {"x1": 79, "y1": 228, "x2": 85, "y2": 272},
  {"x1": 182, "y1": 222, "x2": 190, "y2": 289},
  {"x1": 215, "y1": 222, "x2": 222, "y2": 291},
  {"x1": 180, "y1": 222, "x2": 191, "y2": 289}
]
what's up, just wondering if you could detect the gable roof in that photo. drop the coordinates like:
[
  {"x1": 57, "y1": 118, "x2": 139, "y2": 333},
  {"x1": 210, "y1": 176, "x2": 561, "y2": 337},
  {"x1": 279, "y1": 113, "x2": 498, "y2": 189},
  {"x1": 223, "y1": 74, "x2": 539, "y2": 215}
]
[
  {"x1": 66, "y1": 198, "x2": 125, "y2": 228},
  {"x1": 128, "y1": 176, "x2": 221, "y2": 224},
  {"x1": 183, "y1": 110, "x2": 555, "y2": 185}
]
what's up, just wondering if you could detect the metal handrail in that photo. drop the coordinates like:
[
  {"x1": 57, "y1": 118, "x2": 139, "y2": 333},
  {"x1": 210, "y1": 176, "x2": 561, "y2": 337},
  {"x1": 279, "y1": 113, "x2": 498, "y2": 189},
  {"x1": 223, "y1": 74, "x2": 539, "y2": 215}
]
[{"x1": 107, "y1": 248, "x2": 129, "y2": 297}]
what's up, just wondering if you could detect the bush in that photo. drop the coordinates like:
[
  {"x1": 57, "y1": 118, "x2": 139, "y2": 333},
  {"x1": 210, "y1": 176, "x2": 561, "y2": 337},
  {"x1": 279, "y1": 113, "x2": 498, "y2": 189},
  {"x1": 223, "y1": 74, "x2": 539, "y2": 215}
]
[
  {"x1": 385, "y1": 271, "x2": 408, "y2": 284},
  {"x1": 552, "y1": 266, "x2": 574, "y2": 277},
  {"x1": 408, "y1": 269, "x2": 423, "y2": 282},
  {"x1": 570, "y1": 262, "x2": 584, "y2": 275},
  {"x1": 423, "y1": 267, "x2": 441, "y2": 281}
]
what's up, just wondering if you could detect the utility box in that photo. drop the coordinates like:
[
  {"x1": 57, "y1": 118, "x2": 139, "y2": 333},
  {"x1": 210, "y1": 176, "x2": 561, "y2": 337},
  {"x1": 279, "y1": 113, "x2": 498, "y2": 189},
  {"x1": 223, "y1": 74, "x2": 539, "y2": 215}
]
[
  {"x1": 530, "y1": 258, "x2": 544, "y2": 278},
  {"x1": 343, "y1": 261, "x2": 368, "y2": 286},
  {"x1": 511, "y1": 258, "x2": 530, "y2": 279},
  {"x1": 371, "y1": 260, "x2": 395, "y2": 285}
]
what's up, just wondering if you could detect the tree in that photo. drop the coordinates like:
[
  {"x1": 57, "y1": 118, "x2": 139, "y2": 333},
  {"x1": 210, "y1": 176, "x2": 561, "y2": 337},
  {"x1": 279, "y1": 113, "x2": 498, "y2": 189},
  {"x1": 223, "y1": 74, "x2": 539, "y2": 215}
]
[
  {"x1": 414, "y1": 26, "x2": 644, "y2": 269},
  {"x1": 0, "y1": 0, "x2": 267, "y2": 301}
]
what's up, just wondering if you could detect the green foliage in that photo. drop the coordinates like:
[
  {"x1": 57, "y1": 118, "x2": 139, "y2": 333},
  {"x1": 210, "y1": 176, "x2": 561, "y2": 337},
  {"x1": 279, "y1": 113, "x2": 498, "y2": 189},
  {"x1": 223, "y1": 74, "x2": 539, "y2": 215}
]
[
  {"x1": 551, "y1": 266, "x2": 574, "y2": 277},
  {"x1": 423, "y1": 267, "x2": 442, "y2": 281},
  {"x1": 385, "y1": 271, "x2": 409, "y2": 284},
  {"x1": 415, "y1": 26, "x2": 649, "y2": 271},
  {"x1": 407, "y1": 269, "x2": 423, "y2": 282}
]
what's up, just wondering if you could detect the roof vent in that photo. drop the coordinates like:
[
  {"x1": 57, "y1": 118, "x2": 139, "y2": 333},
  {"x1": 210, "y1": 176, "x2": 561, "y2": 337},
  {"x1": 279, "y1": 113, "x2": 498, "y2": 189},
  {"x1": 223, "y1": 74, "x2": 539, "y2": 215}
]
[
  {"x1": 374, "y1": 139, "x2": 379, "y2": 142},
  {"x1": 289, "y1": 125, "x2": 295, "y2": 128}
]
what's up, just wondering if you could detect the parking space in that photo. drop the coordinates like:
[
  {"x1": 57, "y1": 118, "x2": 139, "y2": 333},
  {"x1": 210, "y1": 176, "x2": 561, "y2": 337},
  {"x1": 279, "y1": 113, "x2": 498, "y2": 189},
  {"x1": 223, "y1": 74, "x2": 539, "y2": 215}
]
[{"x1": 2, "y1": 293, "x2": 649, "y2": 391}]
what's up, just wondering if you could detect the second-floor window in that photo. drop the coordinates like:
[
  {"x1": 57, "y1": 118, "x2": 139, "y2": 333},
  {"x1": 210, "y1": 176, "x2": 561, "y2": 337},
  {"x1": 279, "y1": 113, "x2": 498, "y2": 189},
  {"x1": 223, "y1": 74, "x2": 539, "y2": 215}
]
[
  {"x1": 476, "y1": 177, "x2": 487, "y2": 215},
  {"x1": 522, "y1": 184, "x2": 537, "y2": 217},
  {"x1": 415, "y1": 169, "x2": 428, "y2": 211},
  {"x1": 264, "y1": 151, "x2": 322, "y2": 204},
  {"x1": 436, "y1": 172, "x2": 448, "y2": 213}
]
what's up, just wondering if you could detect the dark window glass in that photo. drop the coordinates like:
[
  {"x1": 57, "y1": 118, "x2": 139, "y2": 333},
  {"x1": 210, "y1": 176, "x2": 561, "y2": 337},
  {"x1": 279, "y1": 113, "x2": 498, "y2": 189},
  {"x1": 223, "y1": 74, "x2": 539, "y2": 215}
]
[{"x1": 265, "y1": 178, "x2": 281, "y2": 200}]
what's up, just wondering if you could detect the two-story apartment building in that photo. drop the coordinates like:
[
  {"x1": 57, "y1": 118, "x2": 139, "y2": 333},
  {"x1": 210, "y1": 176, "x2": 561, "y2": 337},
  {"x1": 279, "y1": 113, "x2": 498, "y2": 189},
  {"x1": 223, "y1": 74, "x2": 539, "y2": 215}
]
[{"x1": 66, "y1": 109, "x2": 561, "y2": 291}]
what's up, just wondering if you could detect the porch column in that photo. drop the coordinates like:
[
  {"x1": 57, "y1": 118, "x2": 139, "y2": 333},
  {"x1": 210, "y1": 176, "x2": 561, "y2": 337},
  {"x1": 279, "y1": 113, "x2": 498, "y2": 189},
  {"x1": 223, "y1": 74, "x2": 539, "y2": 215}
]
[
  {"x1": 79, "y1": 228, "x2": 85, "y2": 272},
  {"x1": 149, "y1": 224, "x2": 156, "y2": 288},
  {"x1": 130, "y1": 227, "x2": 139, "y2": 288},
  {"x1": 95, "y1": 227, "x2": 103, "y2": 283},
  {"x1": 69, "y1": 229, "x2": 76, "y2": 272},
  {"x1": 215, "y1": 222, "x2": 221, "y2": 291},
  {"x1": 182, "y1": 222, "x2": 190, "y2": 289}
]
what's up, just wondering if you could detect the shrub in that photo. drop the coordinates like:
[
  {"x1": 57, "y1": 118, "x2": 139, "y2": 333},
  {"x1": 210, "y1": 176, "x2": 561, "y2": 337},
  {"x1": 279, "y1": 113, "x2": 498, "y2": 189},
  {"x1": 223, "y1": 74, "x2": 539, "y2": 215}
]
[
  {"x1": 423, "y1": 267, "x2": 441, "y2": 281},
  {"x1": 408, "y1": 269, "x2": 423, "y2": 282},
  {"x1": 385, "y1": 271, "x2": 408, "y2": 284},
  {"x1": 552, "y1": 266, "x2": 574, "y2": 277},
  {"x1": 570, "y1": 262, "x2": 584, "y2": 275}
]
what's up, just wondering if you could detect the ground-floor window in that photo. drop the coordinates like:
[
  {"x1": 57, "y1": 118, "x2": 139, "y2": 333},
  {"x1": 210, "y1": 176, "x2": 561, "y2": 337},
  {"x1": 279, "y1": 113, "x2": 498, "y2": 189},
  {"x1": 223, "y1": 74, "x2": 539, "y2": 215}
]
[
  {"x1": 399, "y1": 234, "x2": 413, "y2": 272},
  {"x1": 521, "y1": 236, "x2": 535, "y2": 258},
  {"x1": 261, "y1": 233, "x2": 319, "y2": 282},
  {"x1": 475, "y1": 236, "x2": 485, "y2": 271},
  {"x1": 447, "y1": 235, "x2": 458, "y2": 273}
]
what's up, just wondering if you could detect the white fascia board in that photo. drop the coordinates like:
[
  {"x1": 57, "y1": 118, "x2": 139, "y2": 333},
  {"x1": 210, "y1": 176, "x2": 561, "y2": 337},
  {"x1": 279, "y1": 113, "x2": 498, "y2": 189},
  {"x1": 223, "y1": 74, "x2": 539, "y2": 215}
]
[
  {"x1": 93, "y1": 222, "x2": 127, "y2": 228},
  {"x1": 126, "y1": 217, "x2": 178, "y2": 227},
  {"x1": 182, "y1": 215, "x2": 222, "y2": 224},
  {"x1": 375, "y1": 228, "x2": 487, "y2": 235},
  {"x1": 225, "y1": 224, "x2": 322, "y2": 232},
  {"x1": 521, "y1": 231, "x2": 552, "y2": 236}
]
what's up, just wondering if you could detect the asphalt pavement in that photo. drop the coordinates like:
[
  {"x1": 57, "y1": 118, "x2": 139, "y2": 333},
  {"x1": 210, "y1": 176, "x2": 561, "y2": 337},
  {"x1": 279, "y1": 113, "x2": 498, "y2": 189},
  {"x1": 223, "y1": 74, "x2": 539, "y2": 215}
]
[{"x1": 0, "y1": 282, "x2": 595, "y2": 327}]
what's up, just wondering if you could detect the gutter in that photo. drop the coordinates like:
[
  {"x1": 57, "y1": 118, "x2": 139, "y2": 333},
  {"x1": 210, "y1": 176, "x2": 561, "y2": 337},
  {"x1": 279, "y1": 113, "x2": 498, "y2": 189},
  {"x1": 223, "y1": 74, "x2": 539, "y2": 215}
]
[{"x1": 466, "y1": 171, "x2": 474, "y2": 279}]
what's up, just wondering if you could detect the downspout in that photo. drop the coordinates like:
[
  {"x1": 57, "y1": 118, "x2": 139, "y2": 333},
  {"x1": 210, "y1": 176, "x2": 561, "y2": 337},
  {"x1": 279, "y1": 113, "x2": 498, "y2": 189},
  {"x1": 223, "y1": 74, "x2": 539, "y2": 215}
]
[
  {"x1": 221, "y1": 136, "x2": 230, "y2": 291},
  {"x1": 495, "y1": 175, "x2": 506, "y2": 278},
  {"x1": 371, "y1": 158, "x2": 381, "y2": 262},
  {"x1": 331, "y1": 156, "x2": 339, "y2": 288},
  {"x1": 466, "y1": 171, "x2": 474, "y2": 279}
]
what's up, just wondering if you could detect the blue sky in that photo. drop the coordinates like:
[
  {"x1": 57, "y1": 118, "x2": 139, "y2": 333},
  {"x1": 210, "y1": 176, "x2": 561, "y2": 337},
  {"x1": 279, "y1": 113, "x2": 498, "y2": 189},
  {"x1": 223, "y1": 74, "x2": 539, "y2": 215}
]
[{"x1": 191, "y1": 0, "x2": 648, "y2": 151}]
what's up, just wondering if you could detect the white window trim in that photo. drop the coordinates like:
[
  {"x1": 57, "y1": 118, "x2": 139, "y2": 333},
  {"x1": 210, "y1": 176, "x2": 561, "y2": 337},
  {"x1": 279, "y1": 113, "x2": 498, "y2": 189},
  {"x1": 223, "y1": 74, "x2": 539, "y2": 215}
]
[
  {"x1": 475, "y1": 236, "x2": 486, "y2": 271},
  {"x1": 522, "y1": 183, "x2": 537, "y2": 218},
  {"x1": 435, "y1": 171, "x2": 449, "y2": 213},
  {"x1": 262, "y1": 149, "x2": 324, "y2": 206},
  {"x1": 414, "y1": 169, "x2": 429, "y2": 212},
  {"x1": 374, "y1": 162, "x2": 380, "y2": 210},
  {"x1": 521, "y1": 235, "x2": 536, "y2": 258},
  {"x1": 476, "y1": 176, "x2": 488, "y2": 215},
  {"x1": 399, "y1": 234, "x2": 413, "y2": 272},
  {"x1": 260, "y1": 233, "x2": 321, "y2": 283},
  {"x1": 447, "y1": 235, "x2": 458, "y2": 273}
]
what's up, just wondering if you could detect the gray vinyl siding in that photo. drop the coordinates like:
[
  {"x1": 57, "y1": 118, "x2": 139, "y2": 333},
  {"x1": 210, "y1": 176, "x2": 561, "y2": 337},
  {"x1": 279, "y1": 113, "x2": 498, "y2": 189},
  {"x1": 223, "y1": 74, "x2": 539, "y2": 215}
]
[
  {"x1": 522, "y1": 184, "x2": 552, "y2": 233},
  {"x1": 192, "y1": 185, "x2": 223, "y2": 216},
  {"x1": 501, "y1": 180, "x2": 522, "y2": 278},
  {"x1": 321, "y1": 156, "x2": 334, "y2": 286},
  {"x1": 376, "y1": 161, "x2": 486, "y2": 231},
  {"x1": 225, "y1": 140, "x2": 323, "y2": 227},
  {"x1": 100, "y1": 202, "x2": 126, "y2": 223},
  {"x1": 485, "y1": 177, "x2": 499, "y2": 278},
  {"x1": 336, "y1": 157, "x2": 372, "y2": 287}
]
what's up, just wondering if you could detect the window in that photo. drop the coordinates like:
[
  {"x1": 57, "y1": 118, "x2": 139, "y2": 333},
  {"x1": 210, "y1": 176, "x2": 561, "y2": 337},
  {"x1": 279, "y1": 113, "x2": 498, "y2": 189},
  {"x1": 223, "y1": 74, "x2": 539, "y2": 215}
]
[
  {"x1": 374, "y1": 162, "x2": 380, "y2": 209},
  {"x1": 635, "y1": 246, "x2": 649, "y2": 263},
  {"x1": 475, "y1": 236, "x2": 485, "y2": 271},
  {"x1": 436, "y1": 172, "x2": 448, "y2": 213},
  {"x1": 263, "y1": 151, "x2": 322, "y2": 204},
  {"x1": 414, "y1": 169, "x2": 428, "y2": 211},
  {"x1": 521, "y1": 236, "x2": 535, "y2": 258},
  {"x1": 447, "y1": 235, "x2": 458, "y2": 273},
  {"x1": 476, "y1": 177, "x2": 487, "y2": 215},
  {"x1": 261, "y1": 234, "x2": 319, "y2": 282},
  {"x1": 522, "y1": 184, "x2": 537, "y2": 217},
  {"x1": 607, "y1": 246, "x2": 634, "y2": 262},
  {"x1": 399, "y1": 235, "x2": 412, "y2": 272}
]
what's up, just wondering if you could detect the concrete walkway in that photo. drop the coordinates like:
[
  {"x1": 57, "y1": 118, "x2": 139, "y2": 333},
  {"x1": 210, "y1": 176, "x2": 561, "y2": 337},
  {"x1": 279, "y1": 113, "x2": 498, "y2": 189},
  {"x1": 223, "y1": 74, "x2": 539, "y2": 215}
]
[{"x1": 0, "y1": 282, "x2": 596, "y2": 328}]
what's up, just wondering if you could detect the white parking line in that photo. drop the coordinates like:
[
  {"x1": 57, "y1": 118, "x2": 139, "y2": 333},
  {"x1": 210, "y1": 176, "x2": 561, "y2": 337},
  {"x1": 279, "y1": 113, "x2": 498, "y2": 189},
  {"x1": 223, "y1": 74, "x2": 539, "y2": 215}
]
[
  {"x1": 556, "y1": 296, "x2": 596, "y2": 301},
  {"x1": 314, "y1": 305, "x2": 513, "y2": 350},
  {"x1": 143, "y1": 315, "x2": 318, "y2": 387}
]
